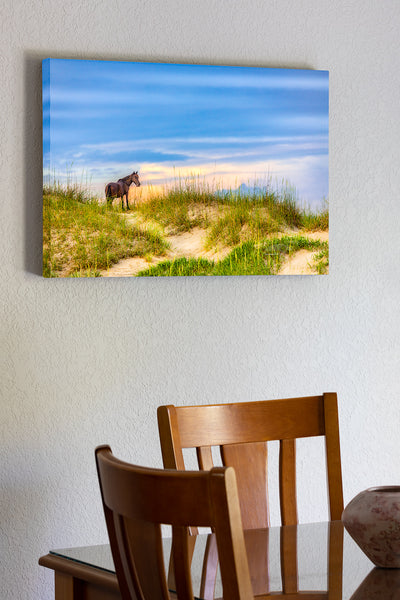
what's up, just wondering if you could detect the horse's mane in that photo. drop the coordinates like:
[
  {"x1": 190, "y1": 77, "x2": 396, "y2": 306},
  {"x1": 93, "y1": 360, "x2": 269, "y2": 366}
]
[{"x1": 119, "y1": 172, "x2": 137, "y2": 183}]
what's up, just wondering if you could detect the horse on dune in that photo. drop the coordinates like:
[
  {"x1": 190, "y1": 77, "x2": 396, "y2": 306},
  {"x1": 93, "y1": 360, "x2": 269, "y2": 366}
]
[{"x1": 105, "y1": 171, "x2": 140, "y2": 210}]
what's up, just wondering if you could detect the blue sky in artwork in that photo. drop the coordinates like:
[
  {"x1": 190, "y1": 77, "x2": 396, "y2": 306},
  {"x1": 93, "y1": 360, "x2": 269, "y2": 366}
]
[{"x1": 43, "y1": 59, "x2": 329, "y2": 207}]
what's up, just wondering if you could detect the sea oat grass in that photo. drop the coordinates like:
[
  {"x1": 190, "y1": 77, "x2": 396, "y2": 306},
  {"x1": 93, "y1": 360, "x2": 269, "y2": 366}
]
[
  {"x1": 301, "y1": 200, "x2": 329, "y2": 231},
  {"x1": 43, "y1": 187, "x2": 168, "y2": 277}
]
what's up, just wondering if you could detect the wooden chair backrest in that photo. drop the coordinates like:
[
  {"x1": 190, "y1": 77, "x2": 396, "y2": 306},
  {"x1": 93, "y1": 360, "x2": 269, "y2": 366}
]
[
  {"x1": 158, "y1": 393, "x2": 343, "y2": 528},
  {"x1": 95, "y1": 445, "x2": 254, "y2": 600}
]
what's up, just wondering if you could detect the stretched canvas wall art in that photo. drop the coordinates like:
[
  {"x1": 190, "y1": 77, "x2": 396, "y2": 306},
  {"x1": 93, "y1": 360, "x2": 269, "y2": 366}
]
[{"x1": 43, "y1": 59, "x2": 329, "y2": 277}]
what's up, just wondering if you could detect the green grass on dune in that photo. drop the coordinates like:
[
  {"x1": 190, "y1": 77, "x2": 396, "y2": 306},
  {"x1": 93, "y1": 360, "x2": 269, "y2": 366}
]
[
  {"x1": 134, "y1": 181, "x2": 218, "y2": 233},
  {"x1": 205, "y1": 205, "x2": 280, "y2": 248},
  {"x1": 301, "y1": 204, "x2": 329, "y2": 231},
  {"x1": 312, "y1": 245, "x2": 329, "y2": 274},
  {"x1": 137, "y1": 236, "x2": 327, "y2": 277},
  {"x1": 135, "y1": 179, "x2": 325, "y2": 240},
  {"x1": 43, "y1": 187, "x2": 168, "y2": 277}
]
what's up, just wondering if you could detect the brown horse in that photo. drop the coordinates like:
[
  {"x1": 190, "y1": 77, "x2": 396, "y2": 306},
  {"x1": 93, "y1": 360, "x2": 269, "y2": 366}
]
[{"x1": 105, "y1": 171, "x2": 140, "y2": 210}]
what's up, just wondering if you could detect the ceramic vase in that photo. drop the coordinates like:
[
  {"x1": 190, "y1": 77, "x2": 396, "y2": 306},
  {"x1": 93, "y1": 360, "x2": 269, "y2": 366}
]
[{"x1": 342, "y1": 486, "x2": 400, "y2": 568}]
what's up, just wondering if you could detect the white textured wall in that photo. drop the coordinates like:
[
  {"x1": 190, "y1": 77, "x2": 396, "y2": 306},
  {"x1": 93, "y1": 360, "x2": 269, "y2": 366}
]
[{"x1": 1, "y1": 1, "x2": 399, "y2": 599}]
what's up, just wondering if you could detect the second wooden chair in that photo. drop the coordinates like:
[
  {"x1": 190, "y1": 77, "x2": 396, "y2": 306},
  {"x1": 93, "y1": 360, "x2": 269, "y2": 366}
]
[
  {"x1": 95, "y1": 445, "x2": 254, "y2": 600},
  {"x1": 157, "y1": 393, "x2": 344, "y2": 529}
]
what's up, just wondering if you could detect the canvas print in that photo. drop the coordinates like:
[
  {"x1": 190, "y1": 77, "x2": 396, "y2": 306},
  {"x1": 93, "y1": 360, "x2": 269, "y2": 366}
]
[{"x1": 43, "y1": 59, "x2": 329, "y2": 277}]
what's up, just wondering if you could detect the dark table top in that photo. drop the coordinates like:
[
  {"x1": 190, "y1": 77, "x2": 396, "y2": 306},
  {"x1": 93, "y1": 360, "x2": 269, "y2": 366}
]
[{"x1": 49, "y1": 521, "x2": 400, "y2": 599}]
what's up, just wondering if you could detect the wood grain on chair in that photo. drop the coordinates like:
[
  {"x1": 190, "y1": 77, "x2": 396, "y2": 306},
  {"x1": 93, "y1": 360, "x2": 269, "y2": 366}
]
[
  {"x1": 95, "y1": 445, "x2": 254, "y2": 600},
  {"x1": 157, "y1": 393, "x2": 344, "y2": 527}
]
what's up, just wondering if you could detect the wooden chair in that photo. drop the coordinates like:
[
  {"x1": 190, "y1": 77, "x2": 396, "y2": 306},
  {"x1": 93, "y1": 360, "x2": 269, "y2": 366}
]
[
  {"x1": 95, "y1": 445, "x2": 254, "y2": 600},
  {"x1": 158, "y1": 393, "x2": 344, "y2": 599},
  {"x1": 157, "y1": 393, "x2": 343, "y2": 528}
]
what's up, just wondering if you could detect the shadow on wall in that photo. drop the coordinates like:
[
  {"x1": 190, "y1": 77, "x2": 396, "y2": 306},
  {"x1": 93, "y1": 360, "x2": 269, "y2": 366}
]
[{"x1": 24, "y1": 54, "x2": 43, "y2": 275}]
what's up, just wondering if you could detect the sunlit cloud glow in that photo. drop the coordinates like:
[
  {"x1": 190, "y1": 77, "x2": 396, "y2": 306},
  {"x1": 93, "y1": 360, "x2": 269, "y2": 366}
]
[{"x1": 43, "y1": 59, "x2": 329, "y2": 208}]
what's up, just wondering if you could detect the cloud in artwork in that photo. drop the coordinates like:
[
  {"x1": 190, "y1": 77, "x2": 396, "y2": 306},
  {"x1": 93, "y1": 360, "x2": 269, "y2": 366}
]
[{"x1": 44, "y1": 59, "x2": 329, "y2": 208}]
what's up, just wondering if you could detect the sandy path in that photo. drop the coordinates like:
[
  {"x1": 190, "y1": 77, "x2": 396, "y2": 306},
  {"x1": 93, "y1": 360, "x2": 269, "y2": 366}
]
[
  {"x1": 167, "y1": 228, "x2": 230, "y2": 261},
  {"x1": 100, "y1": 221, "x2": 230, "y2": 277},
  {"x1": 278, "y1": 231, "x2": 329, "y2": 275},
  {"x1": 100, "y1": 214, "x2": 163, "y2": 277},
  {"x1": 302, "y1": 231, "x2": 329, "y2": 242},
  {"x1": 279, "y1": 249, "x2": 318, "y2": 275}
]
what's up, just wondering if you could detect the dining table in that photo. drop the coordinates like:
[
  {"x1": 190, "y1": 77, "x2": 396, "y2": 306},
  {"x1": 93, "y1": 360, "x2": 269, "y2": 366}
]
[{"x1": 39, "y1": 520, "x2": 400, "y2": 599}]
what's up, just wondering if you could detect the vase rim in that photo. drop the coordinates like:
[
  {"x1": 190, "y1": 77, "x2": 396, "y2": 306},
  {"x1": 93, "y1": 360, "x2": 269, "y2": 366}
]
[{"x1": 365, "y1": 485, "x2": 400, "y2": 493}]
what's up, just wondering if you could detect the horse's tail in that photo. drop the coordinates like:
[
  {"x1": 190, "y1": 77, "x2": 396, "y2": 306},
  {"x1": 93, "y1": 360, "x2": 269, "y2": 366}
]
[{"x1": 105, "y1": 183, "x2": 111, "y2": 197}]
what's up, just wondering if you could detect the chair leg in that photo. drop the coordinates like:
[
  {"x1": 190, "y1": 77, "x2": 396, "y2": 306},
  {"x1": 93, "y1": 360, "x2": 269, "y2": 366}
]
[
  {"x1": 168, "y1": 533, "x2": 197, "y2": 593},
  {"x1": 200, "y1": 534, "x2": 219, "y2": 600}
]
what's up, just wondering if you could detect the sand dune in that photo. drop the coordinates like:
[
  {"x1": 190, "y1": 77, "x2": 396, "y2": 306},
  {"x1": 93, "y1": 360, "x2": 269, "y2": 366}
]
[{"x1": 100, "y1": 223, "x2": 230, "y2": 277}]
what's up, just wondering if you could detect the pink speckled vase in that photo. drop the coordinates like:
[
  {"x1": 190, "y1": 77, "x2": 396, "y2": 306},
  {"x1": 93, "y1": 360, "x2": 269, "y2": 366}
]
[{"x1": 342, "y1": 486, "x2": 400, "y2": 568}]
